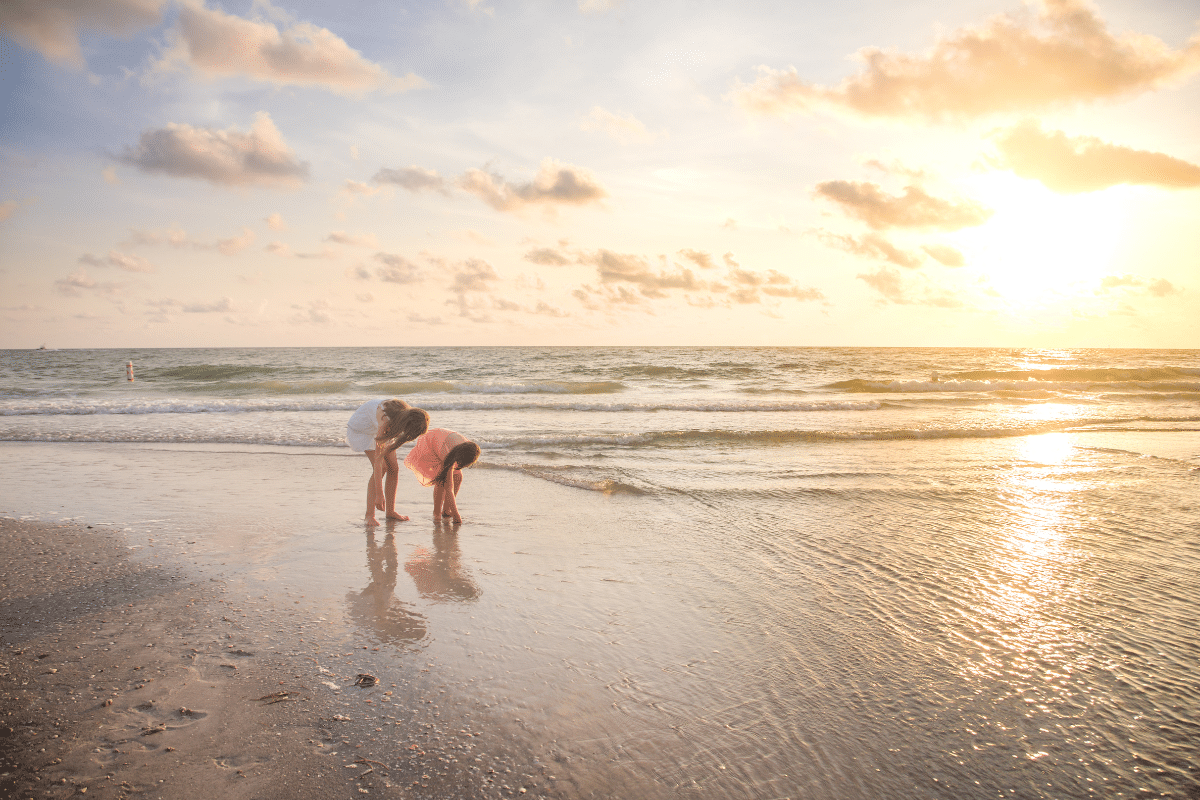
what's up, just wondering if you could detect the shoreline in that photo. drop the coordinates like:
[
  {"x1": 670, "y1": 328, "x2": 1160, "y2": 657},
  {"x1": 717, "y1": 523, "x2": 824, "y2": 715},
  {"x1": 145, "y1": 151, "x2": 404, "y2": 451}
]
[{"x1": 0, "y1": 517, "x2": 553, "y2": 800}]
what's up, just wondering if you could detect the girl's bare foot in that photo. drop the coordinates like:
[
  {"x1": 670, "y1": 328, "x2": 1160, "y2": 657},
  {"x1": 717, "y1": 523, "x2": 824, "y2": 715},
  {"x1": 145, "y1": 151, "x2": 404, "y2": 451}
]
[
  {"x1": 386, "y1": 511, "x2": 409, "y2": 521},
  {"x1": 365, "y1": 515, "x2": 380, "y2": 526}
]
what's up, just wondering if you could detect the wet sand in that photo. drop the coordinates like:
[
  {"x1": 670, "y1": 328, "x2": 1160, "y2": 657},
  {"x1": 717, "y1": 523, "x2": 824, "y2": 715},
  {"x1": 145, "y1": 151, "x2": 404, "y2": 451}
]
[{"x1": 0, "y1": 517, "x2": 551, "y2": 800}]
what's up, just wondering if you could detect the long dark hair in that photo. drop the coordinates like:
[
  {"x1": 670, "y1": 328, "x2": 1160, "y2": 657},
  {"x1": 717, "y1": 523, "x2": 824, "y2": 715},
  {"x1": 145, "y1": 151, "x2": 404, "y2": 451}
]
[
  {"x1": 376, "y1": 404, "x2": 429, "y2": 455},
  {"x1": 433, "y1": 441, "x2": 480, "y2": 486}
]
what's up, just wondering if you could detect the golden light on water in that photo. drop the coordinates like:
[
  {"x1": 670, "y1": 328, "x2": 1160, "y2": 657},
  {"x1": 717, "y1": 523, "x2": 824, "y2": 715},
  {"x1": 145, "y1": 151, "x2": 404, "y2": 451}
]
[{"x1": 963, "y1": 433, "x2": 1093, "y2": 689}]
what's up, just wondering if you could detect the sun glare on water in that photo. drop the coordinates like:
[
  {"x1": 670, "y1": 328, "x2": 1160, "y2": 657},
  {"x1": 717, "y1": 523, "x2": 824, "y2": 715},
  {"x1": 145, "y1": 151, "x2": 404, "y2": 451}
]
[{"x1": 960, "y1": 175, "x2": 1129, "y2": 308}]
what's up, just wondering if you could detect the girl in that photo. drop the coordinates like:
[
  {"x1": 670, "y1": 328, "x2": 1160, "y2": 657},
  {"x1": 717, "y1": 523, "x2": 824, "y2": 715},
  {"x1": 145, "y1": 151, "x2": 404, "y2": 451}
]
[
  {"x1": 404, "y1": 429, "x2": 481, "y2": 524},
  {"x1": 346, "y1": 398, "x2": 430, "y2": 525}
]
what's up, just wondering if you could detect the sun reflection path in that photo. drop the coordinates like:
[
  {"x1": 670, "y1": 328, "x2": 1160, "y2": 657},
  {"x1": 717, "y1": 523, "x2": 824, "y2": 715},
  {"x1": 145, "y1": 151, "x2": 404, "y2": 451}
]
[{"x1": 963, "y1": 433, "x2": 1095, "y2": 699}]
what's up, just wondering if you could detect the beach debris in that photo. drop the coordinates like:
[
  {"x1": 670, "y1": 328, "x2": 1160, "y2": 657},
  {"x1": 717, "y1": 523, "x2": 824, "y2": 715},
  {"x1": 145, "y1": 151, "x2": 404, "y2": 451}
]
[
  {"x1": 354, "y1": 673, "x2": 377, "y2": 687},
  {"x1": 178, "y1": 707, "x2": 198, "y2": 716},
  {"x1": 253, "y1": 691, "x2": 293, "y2": 704},
  {"x1": 140, "y1": 724, "x2": 166, "y2": 736}
]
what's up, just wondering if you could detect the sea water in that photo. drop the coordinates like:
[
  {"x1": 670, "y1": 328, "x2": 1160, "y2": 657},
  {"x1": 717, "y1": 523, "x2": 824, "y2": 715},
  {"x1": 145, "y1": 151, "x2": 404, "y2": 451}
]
[{"x1": 2, "y1": 346, "x2": 1198, "y2": 798}]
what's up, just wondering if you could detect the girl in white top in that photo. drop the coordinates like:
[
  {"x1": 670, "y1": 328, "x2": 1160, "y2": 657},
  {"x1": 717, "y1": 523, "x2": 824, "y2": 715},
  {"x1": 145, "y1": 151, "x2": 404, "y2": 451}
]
[{"x1": 346, "y1": 398, "x2": 429, "y2": 525}]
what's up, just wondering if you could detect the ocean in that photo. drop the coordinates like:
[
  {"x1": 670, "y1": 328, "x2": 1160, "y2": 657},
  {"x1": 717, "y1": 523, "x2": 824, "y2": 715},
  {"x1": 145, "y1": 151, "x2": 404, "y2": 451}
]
[{"x1": 2, "y1": 346, "x2": 1199, "y2": 798}]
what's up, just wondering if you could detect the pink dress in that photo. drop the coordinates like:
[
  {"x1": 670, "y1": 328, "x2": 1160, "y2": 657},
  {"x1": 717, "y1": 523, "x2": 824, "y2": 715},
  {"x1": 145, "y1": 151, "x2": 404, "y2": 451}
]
[{"x1": 404, "y1": 428, "x2": 468, "y2": 486}]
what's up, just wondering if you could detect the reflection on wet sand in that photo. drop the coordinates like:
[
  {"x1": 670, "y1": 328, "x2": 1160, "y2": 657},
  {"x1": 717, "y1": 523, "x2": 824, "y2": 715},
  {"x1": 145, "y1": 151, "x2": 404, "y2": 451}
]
[
  {"x1": 405, "y1": 522, "x2": 481, "y2": 602},
  {"x1": 345, "y1": 529, "x2": 428, "y2": 647}
]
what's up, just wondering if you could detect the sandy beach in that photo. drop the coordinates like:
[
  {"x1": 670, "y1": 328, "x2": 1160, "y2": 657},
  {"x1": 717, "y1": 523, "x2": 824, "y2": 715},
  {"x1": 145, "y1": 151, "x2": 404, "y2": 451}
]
[
  {"x1": 0, "y1": 516, "x2": 553, "y2": 800},
  {"x1": 2, "y1": 344, "x2": 1198, "y2": 799}
]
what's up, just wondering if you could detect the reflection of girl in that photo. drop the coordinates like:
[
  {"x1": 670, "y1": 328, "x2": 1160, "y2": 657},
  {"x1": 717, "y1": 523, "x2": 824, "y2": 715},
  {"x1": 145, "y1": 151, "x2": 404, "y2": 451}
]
[
  {"x1": 346, "y1": 398, "x2": 429, "y2": 525},
  {"x1": 404, "y1": 528, "x2": 481, "y2": 602},
  {"x1": 345, "y1": 532, "x2": 427, "y2": 646},
  {"x1": 404, "y1": 428, "x2": 480, "y2": 523}
]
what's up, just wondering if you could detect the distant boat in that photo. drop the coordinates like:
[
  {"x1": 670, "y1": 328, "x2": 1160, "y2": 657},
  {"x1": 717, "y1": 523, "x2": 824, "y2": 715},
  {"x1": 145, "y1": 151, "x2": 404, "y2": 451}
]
[{"x1": 37, "y1": 344, "x2": 46, "y2": 350}]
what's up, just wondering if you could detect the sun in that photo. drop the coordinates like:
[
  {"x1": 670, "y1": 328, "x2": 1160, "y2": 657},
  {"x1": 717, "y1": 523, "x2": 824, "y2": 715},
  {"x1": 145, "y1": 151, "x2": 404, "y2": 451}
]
[{"x1": 956, "y1": 174, "x2": 1130, "y2": 308}]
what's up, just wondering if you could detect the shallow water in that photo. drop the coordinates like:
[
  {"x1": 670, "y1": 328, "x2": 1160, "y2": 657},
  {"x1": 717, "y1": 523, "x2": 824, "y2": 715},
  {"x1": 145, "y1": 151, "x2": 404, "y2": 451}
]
[{"x1": 2, "y1": 346, "x2": 1198, "y2": 797}]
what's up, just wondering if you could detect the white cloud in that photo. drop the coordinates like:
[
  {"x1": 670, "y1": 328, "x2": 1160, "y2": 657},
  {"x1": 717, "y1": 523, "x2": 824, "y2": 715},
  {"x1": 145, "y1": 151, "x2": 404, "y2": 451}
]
[
  {"x1": 374, "y1": 252, "x2": 423, "y2": 284},
  {"x1": 731, "y1": 0, "x2": 1200, "y2": 121},
  {"x1": 451, "y1": 259, "x2": 499, "y2": 293},
  {"x1": 580, "y1": 106, "x2": 657, "y2": 145},
  {"x1": 217, "y1": 227, "x2": 255, "y2": 256},
  {"x1": 0, "y1": 0, "x2": 164, "y2": 68},
  {"x1": 0, "y1": 201, "x2": 18, "y2": 222},
  {"x1": 265, "y1": 213, "x2": 286, "y2": 230},
  {"x1": 79, "y1": 250, "x2": 156, "y2": 272},
  {"x1": 326, "y1": 231, "x2": 379, "y2": 248},
  {"x1": 991, "y1": 120, "x2": 1200, "y2": 193},
  {"x1": 372, "y1": 166, "x2": 446, "y2": 193},
  {"x1": 458, "y1": 160, "x2": 607, "y2": 212},
  {"x1": 117, "y1": 112, "x2": 308, "y2": 188},
  {"x1": 523, "y1": 247, "x2": 571, "y2": 266},
  {"x1": 815, "y1": 181, "x2": 992, "y2": 231},
  {"x1": 154, "y1": 1, "x2": 425, "y2": 94}
]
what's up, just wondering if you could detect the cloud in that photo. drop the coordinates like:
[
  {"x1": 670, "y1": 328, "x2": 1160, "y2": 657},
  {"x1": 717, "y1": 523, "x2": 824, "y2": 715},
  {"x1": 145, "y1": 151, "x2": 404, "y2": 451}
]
[
  {"x1": 730, "y1": 0, "x2": 1200, "y2": 121},
  {"x1": 155, "y1": 1, "x2": 425, "y2": 94},
  {"x1": 857, "y1": 266, "x2": 964, "y2": 307},
  {"x1": 921, "y1": 243, "x2": 967, "y2": 267},
  {"x1": 0, "y1": 200, "x2": 20, "y2": 222},
  {"x1": 580, "y1": 106, "x2": 656, "y2": 144},
  {"x1": 582, "y1": 250, "x2": 704, "y2": 298},
  {"x1": 122, "y1": 224, "x2": 255, "y2": 255},
  {"x1": 373, "y1": 166, "x2": 447, "y2": 193},
  {"x1": 290, "y1": 299, "x2": 334, "y2": 325},
  {"x1": 716, "y1": 265, "x2": 825, "y2": 303},
  {"x1": 326, "y1": 231, "x2": 379, "y2": 248},
  {"x1": 816, "y1": 230, "x2": 923, "y2": 268},
  {"x1": 815, "y1": 181, "x2": 992, "y2": 230},
  {"x1": 578, "y1": 0, "x2": 621, "y2": 12},
  {"x1": 678, "y1": 249, "x2": 716, "y2": 269},
  {"x1": 78, "y1": 250, "x2": 156, "y2": 273},
  {"x1": 374, "y1": 252, "x2": 423, "y2": 284},
  {"x1": 266, "y1": 241, "x2": 291, "y2": 256},
  {"x1": 458, "y1": 159, "x2": 607, "y2": 212},
  {"x1": 1099, "y1": 274, "x2": 1182, "y2": 296},
  {"x1": 523, "y1": 247, "x2": 570, "y2": 266},
  {"x1": 533, "y1": 301, "x2": 569, "y2": 317},
  {"x1": 451, "y1": 259, "x2": 499, "y2": 293},
  {"x1": 117, "y1": 112, "x2": 308, "y2": 188},
  {"x1": 991, "y1": 120, "x2": 1200, "y2": 193},
  {"x1": 217, "y1": 227, "x2": 255, "y2": 255},
  {"x1": 54, "y1": 269, "x2": 121, "y2": 296},
  {"x1": 265, "y1": 213, "x2": 286, "y2": 230},
  {"x1": 0, "y1": 0, "x2": 164, "y2": 68},
  {"x1": 340, "y1": 179, "x2": 386, "y2": 198}
]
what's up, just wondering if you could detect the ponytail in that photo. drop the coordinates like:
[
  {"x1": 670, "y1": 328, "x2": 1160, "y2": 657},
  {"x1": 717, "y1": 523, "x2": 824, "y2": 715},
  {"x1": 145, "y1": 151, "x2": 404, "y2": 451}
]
[{"x1": 434, "y1": 441, "x2": 480, "y2": 486}]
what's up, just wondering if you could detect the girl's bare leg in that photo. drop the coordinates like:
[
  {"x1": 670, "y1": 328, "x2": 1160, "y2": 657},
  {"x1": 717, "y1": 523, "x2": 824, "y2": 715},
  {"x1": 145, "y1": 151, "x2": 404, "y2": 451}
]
[
  {"x1": 383, "y1": 450, "x2": 407, "y2": 520},
  {"x1": 364, "y1": 450, "x2": 381, "y2": 525},
  {"x1": 432, "y1": 482, "x2": 445, "y2": 518}
]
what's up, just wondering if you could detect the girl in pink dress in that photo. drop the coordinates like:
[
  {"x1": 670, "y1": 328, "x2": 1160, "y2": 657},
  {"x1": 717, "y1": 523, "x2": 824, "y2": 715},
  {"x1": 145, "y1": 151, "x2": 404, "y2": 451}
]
[{"x1": 404, "y1": 428, "x2": 481, "y2": 523}]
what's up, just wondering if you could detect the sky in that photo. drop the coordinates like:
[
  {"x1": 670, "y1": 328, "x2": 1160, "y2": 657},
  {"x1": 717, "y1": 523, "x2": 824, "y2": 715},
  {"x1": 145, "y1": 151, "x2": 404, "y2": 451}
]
[{"x1": 1, "y1": 0, "x2": 1198, "y2": 348}]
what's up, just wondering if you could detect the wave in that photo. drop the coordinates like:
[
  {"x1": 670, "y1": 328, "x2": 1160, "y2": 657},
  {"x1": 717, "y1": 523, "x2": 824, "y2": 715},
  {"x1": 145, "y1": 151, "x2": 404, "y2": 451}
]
[
  {"x1": 0, "y1": 398, "x2": 886, "y2": 416},
  {"x1": 371, "y1": 380, "x2": 627, "y2": 395},
  {"x1": 827, "y1": 377, "x2": 1200, "y2": 394},
  {"x1": 946, "y1": 366, "x2": 1200, "y2": 382},
  {"x1": 145, "y1": 364, "x2": 288, "y2": 380},
  {"x1": 481, "y1": 463, "x2": 648, "y2": 494},
  {"x1": 4, "y1": 417, "x2": 1197, "y2": 449}
]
